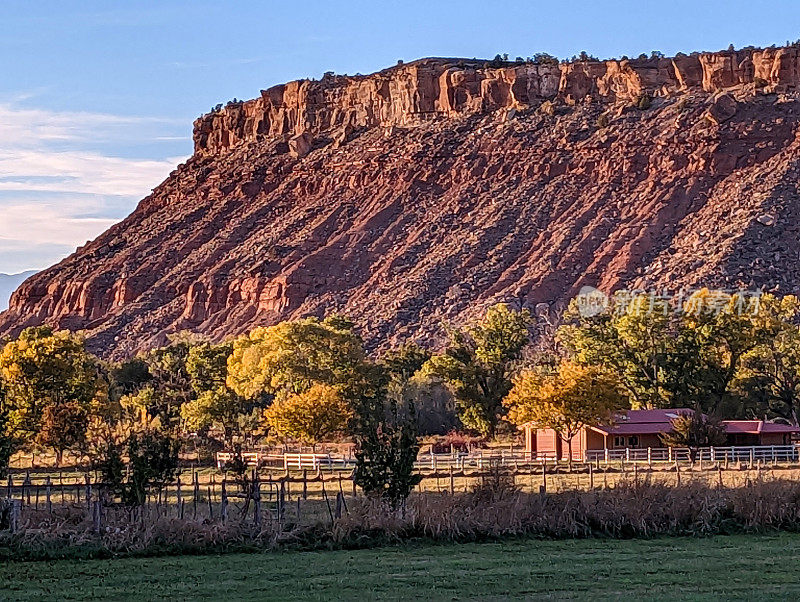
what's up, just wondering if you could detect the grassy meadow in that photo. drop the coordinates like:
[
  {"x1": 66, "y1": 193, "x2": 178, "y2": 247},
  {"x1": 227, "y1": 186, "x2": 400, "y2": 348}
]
[{"x1": 2, "y1": 533, "x2": 800, "y2": 601}]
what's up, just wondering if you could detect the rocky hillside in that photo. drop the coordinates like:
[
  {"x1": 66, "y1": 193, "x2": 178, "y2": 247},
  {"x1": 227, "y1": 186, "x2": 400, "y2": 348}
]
[{"x1": 3, "y1": 45, "x2": 800, "y2": 358}]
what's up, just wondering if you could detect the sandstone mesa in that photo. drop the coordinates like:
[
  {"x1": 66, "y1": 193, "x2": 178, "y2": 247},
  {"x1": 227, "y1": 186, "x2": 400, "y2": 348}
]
[{"x1": 3, "y1": 45, "x2": 800, "y2": 357}]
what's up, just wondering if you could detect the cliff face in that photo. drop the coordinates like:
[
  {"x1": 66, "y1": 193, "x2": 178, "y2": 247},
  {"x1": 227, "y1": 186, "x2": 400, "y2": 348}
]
[
  {"x1": 4, "y1": 45, "x2": 800, "y2": 358},
  {"x1": 193, "y1": 47, "x2": 800, "y2": 155}
]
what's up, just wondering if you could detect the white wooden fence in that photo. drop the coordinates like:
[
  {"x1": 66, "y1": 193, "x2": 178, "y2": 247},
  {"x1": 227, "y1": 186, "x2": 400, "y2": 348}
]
[
  {"x1": 217, "y1": 444, "x2": 800, "y2": 472},
  {"x1": 584, "y1": 445, "x2": 800, "y2": 464}
]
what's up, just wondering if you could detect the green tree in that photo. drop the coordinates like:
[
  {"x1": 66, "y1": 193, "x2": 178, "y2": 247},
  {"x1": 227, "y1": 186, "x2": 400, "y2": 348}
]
[
  {"x1": 660, "y1": 409, "x2": 727, "y2": 463},
  {"x1": 0, "y1": 327, "x2": 101, "y2": 446},
  {"x1": 94, "y1": 430, "x2": 180, "y2": 507},
  {"x1": 735, "y1": 295, "x2": 800, "y2": 424},
  {"x1": 424, "y1": 304, "x2": 532, "y2": 437},
  {"x1": 671, "y1": 290, "x2": 764, "y2": 414},
  {"x1": 559, "y1": 293, "x2": 676, "y2": 409},
  {"x1": 559, "y1": 290, "x2": 767, "y2": 414},
  {"x1": 130, "y1": 339, "x2": 195, "y2": 430},
  {"x1": 381, "y1": 344, "x2": 457, "y2": 435},
  {"x1": 181, "y1": 342, "x2": 255, "y2": 447},
  {"x1": 352, "y1": 388, "x2": 421, "y2": 509},
  {"x1": 227, "y1": 315, "x2": 382, "y2": 403}
]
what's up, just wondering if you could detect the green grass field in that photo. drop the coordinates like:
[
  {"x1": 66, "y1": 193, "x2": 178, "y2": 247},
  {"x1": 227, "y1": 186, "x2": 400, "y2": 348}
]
[{"x1": 2, "y1": 533, "x2": 800, "y2": 601}]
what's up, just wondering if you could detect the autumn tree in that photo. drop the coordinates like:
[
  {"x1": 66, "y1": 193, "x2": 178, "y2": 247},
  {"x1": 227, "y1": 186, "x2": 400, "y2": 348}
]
[
  {"x1": 671, "y1": 290, "x2": 764, "y2": 414},
  {"x1": 263, "y1": 383, "x2": 352, "y2": 448},
  {"x1": 424, "y1": 304, "x2": 532, "y2": 437},
  {"x1": 559, "y1": 293, "x2": 676, "y2": 409},
  {"x1": 0, "y1": 327, "x2": 102, "y2": 449},
  {"x1": 0, "y1": 383, "x2": 13, "y2": 477},
  {"x1": 35, "y1": 401, "x2": 89, "y2": 466},
  {"x1": 660, "y1": 410, "x2": 727, "y2": 463},
  {"x1": 227, "y1": 315, "x2": 383, "y2": 403},
  {"x1": 504, "y1": 361, "x2": 625, "y2": 465},
  {"x1": 560, "y1": 289, "x2": 768, "y2": 414}
]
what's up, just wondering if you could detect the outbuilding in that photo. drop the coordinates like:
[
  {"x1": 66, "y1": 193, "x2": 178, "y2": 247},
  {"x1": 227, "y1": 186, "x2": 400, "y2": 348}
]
[{"x1": 522, "y1": 408, "x2": 800, "y2": 461}]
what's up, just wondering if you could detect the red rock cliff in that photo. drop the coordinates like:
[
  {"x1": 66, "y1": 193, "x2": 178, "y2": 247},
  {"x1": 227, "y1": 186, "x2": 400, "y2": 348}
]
[
  {"x1": 194, "y1": 47, "x2": 800, "y2": 155},
  {"x1": 4, "y1": 44, "x2": 800, "y2": 358}
]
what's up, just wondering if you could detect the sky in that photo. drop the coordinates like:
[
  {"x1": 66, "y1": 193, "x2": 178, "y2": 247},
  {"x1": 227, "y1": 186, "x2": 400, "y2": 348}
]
[{"x1": 2, "y1": 0, "x2": 800, "y2": 275}]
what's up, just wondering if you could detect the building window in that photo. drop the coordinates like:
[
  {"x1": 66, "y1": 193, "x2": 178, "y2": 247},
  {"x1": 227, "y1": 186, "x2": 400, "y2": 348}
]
[
  {"x1": 628, "y1": 436, "x2": 639, "y2": 448},
  {"x1": 613, "y1": 436, "x2": 625, "y2": 448}
]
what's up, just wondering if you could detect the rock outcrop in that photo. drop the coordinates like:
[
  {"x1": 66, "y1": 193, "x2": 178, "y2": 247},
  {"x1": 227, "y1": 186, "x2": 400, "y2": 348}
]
[{"x1": 4, "y1": 44, "x2": 800, "y2": 358}]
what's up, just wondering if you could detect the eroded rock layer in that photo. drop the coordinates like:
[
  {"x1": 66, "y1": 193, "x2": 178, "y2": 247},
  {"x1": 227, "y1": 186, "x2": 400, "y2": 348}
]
[{"x1": 4, "y1": 46, "x2": 800, "y2": 357}]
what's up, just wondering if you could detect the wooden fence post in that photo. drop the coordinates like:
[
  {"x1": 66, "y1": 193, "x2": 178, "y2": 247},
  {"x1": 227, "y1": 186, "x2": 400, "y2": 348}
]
[
  {"x1": 449, "y1": 465, "x2": 455, "y2": 495},
  {"x1": 279, "y1": 480, "x2": 286, "y2": 524},
  {"x1": 84, "y1": 474, "x2": 91, "y2": 512},
  {"x1": 252, "y1": 472, "x2": 261, "y2": 527},
  {"x1": 221, "y1": 477, "x2": 228, "y2": 522},
  {"x1": 45, "y1": 477, "x2": 52, "y2": 516},
  {"x1": 675, "y1": 461, "x2": 681, "y2": 486},
  {"x1": 9, "y1": 499, "x2": 21, "y2": 533},
  {"x1": 302, "y1": 469, "x2": 308, "y2": 500},
  {"x1": 589, "y1": 463, "x2": 594, "y2": 490},
  {"x1": 334, "y1": 491, "x2": 343, "y2": 519},
  {"x1": 92, "y1": 500, "x2": 102, "y2": 533},
  {"x1": 176, "y1": 476, "x2": 182, "y2": 518},
  {"x1": 321, "y1": 477, "x2": 334, "y2": 525},
  {"x1": 207, "y1": 487, "x2": 213, "y2": 519},
  {"x1": 192, "y1": 472, "x2": 199, "y2": 520},
  {"x1": 540, "y1": 460, "x2": 547, "y2": 494}
]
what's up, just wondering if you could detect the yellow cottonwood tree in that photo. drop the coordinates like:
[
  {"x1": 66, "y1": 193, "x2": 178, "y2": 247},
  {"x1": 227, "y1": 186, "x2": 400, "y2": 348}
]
[
  {"x1": 504, "y1": 361, "x2": 625, "y2": 464},
  {"x1": 263, "y1": 383, "x2": 352, "y2": 448}
]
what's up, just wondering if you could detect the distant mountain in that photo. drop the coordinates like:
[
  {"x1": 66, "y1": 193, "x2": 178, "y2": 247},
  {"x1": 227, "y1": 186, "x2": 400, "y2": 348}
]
[{"x1": 0, "y1": 271, "x2": 37, "y2": 311}]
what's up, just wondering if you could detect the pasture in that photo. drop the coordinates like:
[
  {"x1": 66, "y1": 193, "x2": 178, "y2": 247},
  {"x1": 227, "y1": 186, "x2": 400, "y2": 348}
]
[{"x1": 2, "y1": 533, "x2": 800, "y2": 600}]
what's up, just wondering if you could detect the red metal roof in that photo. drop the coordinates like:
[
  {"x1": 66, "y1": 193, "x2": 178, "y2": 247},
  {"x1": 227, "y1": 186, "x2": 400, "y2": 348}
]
[
  {"x1": 590, "y1": 423, "x2": 674, "y2": 436},
  {"x1": 723, "y1": 420, "x2": 799, "y2": 434},
  {"x1": 527, "y1": 409, "x2": 800, "y2": 437}
]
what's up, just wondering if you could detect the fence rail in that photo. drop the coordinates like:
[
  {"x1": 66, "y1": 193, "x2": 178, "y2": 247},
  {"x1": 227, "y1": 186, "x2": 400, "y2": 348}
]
[
  {"x1": 584, "y1": 445, "x2": 800, "y2": 464},
  {"x1": 216, "y1": 444, "x2": 800, "y2": 472}
]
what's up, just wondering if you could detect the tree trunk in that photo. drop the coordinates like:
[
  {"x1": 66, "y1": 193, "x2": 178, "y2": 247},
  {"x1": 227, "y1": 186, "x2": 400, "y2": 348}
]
[{"x1": 566, "y1": 437, "x2": 573, "y2": 471}]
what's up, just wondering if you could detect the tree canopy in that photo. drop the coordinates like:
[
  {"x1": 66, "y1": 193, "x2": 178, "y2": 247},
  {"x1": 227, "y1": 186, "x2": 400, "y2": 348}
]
[{"x1": 424, "y1": 304, "x2": 532, "y2": 437}]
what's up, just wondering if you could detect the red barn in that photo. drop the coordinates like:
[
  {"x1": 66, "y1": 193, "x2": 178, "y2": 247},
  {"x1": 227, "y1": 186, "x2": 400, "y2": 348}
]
[{"x1": 522, "y1": 409, "x2": 799, "y2": 461}]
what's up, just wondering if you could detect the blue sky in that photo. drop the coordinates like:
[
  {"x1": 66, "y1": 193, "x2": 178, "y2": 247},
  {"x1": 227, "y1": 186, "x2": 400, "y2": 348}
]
[{"x1": 2, "y1": 0, "x2": 800, "y2": 274}]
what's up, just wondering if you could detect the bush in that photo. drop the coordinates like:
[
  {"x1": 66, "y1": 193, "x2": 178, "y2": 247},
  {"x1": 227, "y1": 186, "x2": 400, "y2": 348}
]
[
  {"x1": 125, "y1": 431, "x2": 180, "y2": 506},
  {"x1": 596, "y1": 113, "x2": 610, "y2": 128},
  {"x1": 636, "y1": 93, "x2": 652, "y2": 110},
  {"x1": 92, "y1": 431, "x2": 180, "y2": 506}
]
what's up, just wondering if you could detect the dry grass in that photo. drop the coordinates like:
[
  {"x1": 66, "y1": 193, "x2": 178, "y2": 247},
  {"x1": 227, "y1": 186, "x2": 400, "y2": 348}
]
[{"x1": 7, "y1": 474, "x2": 800, "y2": 561}]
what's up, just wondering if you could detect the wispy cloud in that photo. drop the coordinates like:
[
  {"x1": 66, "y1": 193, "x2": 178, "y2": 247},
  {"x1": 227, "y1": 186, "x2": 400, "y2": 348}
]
[
  {"x1": 0, "y1": 103, "x2": 185, "y2": 149},
  {"x1": 0, "y1": 102, "x2": 189, "y2": 273},
  {"x1": 0, "y1": 149, "x2": 181, "y2": 196}
]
